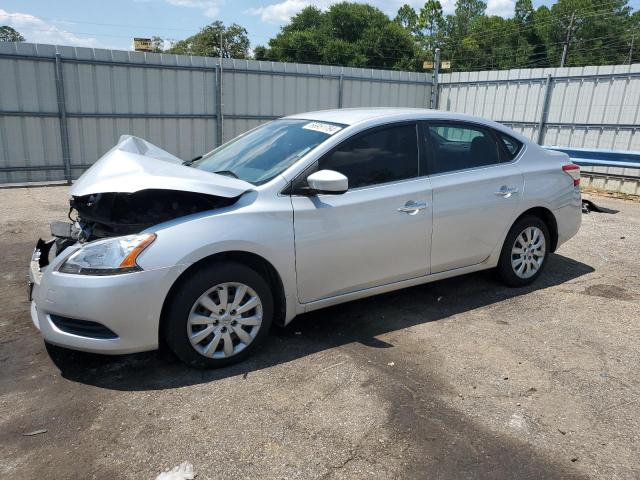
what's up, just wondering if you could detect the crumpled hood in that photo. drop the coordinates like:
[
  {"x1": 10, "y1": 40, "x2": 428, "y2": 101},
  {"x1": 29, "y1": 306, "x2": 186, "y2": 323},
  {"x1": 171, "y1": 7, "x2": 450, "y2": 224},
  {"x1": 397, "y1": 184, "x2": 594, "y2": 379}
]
[{"x1": 70, "y1": 135, "x2": 253, "y2": 198}]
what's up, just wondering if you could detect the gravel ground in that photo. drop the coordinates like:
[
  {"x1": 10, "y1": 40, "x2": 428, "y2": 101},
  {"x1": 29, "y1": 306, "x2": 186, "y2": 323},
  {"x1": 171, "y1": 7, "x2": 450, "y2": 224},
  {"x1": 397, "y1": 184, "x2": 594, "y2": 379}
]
[{"x1": 0, "y1": 186, "x2": 639, "y2": 480}]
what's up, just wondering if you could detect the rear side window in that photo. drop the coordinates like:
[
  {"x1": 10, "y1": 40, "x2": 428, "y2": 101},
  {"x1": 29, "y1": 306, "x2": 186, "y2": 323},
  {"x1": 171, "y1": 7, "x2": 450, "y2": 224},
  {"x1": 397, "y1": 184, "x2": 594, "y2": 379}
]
[
  {"x1": 319, "y1": 123, "x2": 419, "y2": 188},
  {"x1": 425, "y1": 123, "x2": 501, "y2": 174},
  {"x1": 496, "y1": 132, "x2": 523, "y2": 159}
]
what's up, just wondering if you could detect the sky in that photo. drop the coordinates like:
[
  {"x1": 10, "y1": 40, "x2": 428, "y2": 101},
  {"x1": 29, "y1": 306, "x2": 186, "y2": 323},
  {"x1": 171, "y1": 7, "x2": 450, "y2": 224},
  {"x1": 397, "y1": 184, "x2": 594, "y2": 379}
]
[{"x1": 0, "y1": 0, "x2": 638, "y2": 52}]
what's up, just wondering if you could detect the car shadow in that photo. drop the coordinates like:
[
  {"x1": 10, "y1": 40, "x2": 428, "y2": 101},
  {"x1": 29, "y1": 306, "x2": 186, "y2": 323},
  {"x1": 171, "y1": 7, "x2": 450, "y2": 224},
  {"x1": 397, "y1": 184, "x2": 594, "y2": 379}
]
[{"x1": 47, "y1": 253, "x2": 594, "y2": 391}]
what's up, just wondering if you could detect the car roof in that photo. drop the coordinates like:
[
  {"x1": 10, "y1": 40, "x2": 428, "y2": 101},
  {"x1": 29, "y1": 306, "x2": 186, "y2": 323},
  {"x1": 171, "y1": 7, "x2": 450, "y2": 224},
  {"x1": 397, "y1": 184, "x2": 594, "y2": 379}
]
[
  {"x1": 284, "y1": 108, "x2": 531, "y2": 144},
  {"x1": 285, "y1": 108, "x2": 425, "y2": 125}
]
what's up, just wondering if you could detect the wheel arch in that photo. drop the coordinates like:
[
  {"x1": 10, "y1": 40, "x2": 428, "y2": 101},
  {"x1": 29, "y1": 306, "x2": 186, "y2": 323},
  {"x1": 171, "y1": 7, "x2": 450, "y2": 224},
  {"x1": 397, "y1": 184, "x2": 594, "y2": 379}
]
[
  {"x1": 159, "y1": 251, "x2": 288, "y2": 346},
  {"x1": 513, "y1": 206, "x2": 559, "y2": 252}
]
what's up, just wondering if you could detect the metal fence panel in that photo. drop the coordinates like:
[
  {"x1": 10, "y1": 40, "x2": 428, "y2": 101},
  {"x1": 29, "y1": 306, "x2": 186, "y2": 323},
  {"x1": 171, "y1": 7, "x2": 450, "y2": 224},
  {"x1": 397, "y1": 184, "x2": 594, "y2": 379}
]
[
  {"x1": 221, "y1": 60, "x2": 342, "y2": 120},
  {"x1": 3, "y1": 41, "x2": 639, "y2": 192},
  {"x1": 0, "y1": 116, "x2": 64, "y2": 183},
  {"x1": 0, "y1": 43, "x2": 432, "y2": 184},
  {"x1": 342, "y1": 79, "x2": 427, "y2": 108},
  {"x1": 440, "y1": 64, "x2": 640, "y2": 147},
  {"x1": 439, "y1": 64, "x2": 640, "y2": 191},
  {"x1": 0, "y1": 44, "x2": 63, "y2": 183}
]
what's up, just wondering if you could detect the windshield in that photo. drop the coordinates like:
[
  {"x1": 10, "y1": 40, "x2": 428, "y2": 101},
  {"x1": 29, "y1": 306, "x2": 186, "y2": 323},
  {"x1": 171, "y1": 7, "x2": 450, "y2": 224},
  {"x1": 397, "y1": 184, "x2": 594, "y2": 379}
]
[{"x1": 191, "y1": 119, "x2": 345, "y2": 184}]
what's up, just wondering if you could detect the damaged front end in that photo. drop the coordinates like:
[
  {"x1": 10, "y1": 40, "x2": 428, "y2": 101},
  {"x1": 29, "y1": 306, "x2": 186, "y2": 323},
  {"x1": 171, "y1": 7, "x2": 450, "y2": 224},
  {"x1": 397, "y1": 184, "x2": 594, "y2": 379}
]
[
  {"x1": 68, "y1": 189, "x2": 238, "y2": 242},
  {"x1": 32, "y1": 185, "x2": 239, "y2": 300},
  {"x1": 28, "y1": 134, "x2": 257, "y2": 352},
  {"x1": 42, "y1": 135, "x2": 255, "y2": 258}
]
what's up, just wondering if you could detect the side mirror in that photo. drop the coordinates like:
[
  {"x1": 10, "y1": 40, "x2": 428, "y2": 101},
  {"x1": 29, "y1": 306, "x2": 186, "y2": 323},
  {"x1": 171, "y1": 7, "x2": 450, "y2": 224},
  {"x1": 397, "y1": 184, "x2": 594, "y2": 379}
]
[{"x1": 306, "y1": 170, "x2": 348, "y2": 195}]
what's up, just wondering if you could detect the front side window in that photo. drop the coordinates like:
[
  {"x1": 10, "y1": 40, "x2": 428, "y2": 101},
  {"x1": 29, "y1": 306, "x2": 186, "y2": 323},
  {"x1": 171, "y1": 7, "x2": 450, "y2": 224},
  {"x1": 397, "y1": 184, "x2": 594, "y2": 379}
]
[
  {"x1": 319, "y1": 123, "x2": 419, "y2": 188},
  {"x1": 426, "y1": 123, "x2": 501, "y2": 174},
  {"x1": 192, "y1": 119, "x2": 344, "y2": 185}
]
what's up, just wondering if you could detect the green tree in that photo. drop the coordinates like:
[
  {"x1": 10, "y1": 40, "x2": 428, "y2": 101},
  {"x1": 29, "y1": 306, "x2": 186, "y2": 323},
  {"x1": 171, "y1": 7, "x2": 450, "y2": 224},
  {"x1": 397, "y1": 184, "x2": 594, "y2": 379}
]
[
  {"x1": 395, "y1": 4, "x2": 420, "y2": 35},
  {"x1": 512, "y1": 0, "x2": 547, "y2": 67},
  {"x1": 168, "y1": 21, "x2": 250, "y2": 58},
  {"x1": 254, "y1": 0, "x2": 639, "y2": 72},
  {"x1": 453, "y1": 0, "x2": 487, "y2": 38},
  {"x1": 255, "y1": 3, "x2": 418, "y2": 70},
  {"x1": 359, "y1": 21, "x2": 421, "y2": 70},
  {"x1": 440, "y1": 0, "x2": 488, "y2": 69},
  {"x1": 0, "y1": 26, "x2": 25, "y2": 42},
  {"x1": 419, "y1": 0, "x2": 445, "y2": 52},
  {"x1": 256, "y1": 6, "x2": 326, "y2": 63},
  {"x1": 326, "y1": 3, "x2": 388, "y2": 43},
  {"x1": 629, "y1": 11, "x2": 640, "y2": 64},
  {"x1": 286, "y1": 6, "x2": 324, "y2": 31},
  {"x1": 514, "y1": 0, "x2": 534, "y2": 24},
  {"x1": 150, "y1": 36, "x2": 165, "y2": 53},
  {"x1": 530, "y1": 5, "x2": 554, "y2": 66},
  {"x1": 540, "y1": 0, "x2": 631, "y2": 67}
]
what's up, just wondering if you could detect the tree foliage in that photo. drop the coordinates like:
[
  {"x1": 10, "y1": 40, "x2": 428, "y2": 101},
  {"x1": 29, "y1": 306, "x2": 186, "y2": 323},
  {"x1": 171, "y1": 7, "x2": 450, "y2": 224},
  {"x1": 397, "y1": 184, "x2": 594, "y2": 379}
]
[
  {"x1": 0, "y1": 26, "x2": 25, "y2": 42},
  {"x1": 254, "y1": 3, "x2": 420, "y2": 70},
  {"x1": 431, "y1": 0, "x2": 638, "y2": 70},
  {"x1": 395, "y1": 4, "x2": 420, "y2": 35},
  {"x1": 165, "y1": 21, "x2": 250, "y2": 58},
  {"x1": 254, "y1": 0, "x2": 640, "y2": 71},
  {"x1": 153, "y1": 1, "x2": 639, "y2": 71}
]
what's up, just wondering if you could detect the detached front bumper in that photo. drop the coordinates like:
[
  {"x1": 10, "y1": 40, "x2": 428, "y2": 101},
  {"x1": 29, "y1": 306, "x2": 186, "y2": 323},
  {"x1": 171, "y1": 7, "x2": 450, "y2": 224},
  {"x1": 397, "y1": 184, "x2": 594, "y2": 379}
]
[{"x1": 29, "y1": 240, "x2": 186, "y2": 355}]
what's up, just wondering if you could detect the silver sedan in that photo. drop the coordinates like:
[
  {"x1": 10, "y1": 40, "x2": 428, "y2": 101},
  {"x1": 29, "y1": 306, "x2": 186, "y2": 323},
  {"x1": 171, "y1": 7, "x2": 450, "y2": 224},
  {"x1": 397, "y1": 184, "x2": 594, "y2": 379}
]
[{"x1": 28, "y1": 108, "x2": 582, "y2": 367}]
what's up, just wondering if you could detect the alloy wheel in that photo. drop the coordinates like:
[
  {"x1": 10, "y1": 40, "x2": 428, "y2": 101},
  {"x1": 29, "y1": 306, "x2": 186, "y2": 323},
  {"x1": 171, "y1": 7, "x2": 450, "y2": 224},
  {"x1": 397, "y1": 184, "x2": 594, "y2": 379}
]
[
  {"x1": 187, "y1": 282, "x2": 263, "y2": 359},
  {"x1": 511, "y1": 226, "x2": 546, "y2": 279}
]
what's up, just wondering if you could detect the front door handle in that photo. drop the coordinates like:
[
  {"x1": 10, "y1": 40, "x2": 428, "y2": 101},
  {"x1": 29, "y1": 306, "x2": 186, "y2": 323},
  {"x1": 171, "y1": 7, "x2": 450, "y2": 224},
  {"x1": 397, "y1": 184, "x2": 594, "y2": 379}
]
[
  {"x1": 398, "y1": 200, "x2": 428, "y2": 215},
  {"x1": 494, "y1": 186, "x2": 518, "y2": 198}
]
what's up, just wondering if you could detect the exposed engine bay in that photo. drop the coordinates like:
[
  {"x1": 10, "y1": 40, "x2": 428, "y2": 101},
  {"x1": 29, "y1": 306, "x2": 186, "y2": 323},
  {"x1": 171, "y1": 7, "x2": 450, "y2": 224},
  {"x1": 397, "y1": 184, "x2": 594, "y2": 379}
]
[
  {"x1": 50, "y1": 189, "x2": 238, "y2": 254},
  {"x1": 42, "y1": 135, "x2": 254, "y2": 257}
]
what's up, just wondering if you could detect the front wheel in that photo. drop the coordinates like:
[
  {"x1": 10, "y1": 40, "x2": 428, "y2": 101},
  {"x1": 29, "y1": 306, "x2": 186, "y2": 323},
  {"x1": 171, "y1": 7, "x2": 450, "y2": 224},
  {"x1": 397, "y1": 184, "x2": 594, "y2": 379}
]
[
  {"x1": 164, "y1": 261, "x2": 273, "y2": 368},
  {"x1": 496, "y1": 216, "x2": 550, "y2": 287}
]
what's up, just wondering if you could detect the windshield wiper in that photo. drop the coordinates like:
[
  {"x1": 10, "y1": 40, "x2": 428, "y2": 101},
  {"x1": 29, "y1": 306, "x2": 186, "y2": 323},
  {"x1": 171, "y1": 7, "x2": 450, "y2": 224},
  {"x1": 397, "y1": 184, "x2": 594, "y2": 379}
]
[
  {"x1": 213, "y1": 170, "x2": 239, "y2": 179},
  {"x1": 182, "y1": 155, "x2": 202, "y2": 166},
  {"x1": 182, "y1": 159, "x2": 239, "y2": 180}
]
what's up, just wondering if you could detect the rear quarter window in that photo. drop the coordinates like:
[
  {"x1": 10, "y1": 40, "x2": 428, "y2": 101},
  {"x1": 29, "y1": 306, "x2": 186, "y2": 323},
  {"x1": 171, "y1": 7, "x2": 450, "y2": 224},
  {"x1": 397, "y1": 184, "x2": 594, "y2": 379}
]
[{"x1": 497, "y1": 132, "x2": 524, "y2": 160}]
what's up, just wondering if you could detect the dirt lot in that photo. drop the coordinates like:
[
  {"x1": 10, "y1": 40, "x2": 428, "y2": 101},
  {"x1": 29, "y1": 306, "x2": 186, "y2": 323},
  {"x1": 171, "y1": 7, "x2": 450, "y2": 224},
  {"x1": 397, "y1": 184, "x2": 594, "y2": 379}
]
[{"x1": 0, "y1": 186, "x2": 639, "y2": 480}]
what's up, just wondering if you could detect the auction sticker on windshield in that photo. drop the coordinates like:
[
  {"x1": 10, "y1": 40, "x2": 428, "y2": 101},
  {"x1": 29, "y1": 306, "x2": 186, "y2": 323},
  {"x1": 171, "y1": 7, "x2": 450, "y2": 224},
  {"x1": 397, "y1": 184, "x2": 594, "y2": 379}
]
[{"x1": 303, "y1": 122, "x2": 343, "y2": 135}]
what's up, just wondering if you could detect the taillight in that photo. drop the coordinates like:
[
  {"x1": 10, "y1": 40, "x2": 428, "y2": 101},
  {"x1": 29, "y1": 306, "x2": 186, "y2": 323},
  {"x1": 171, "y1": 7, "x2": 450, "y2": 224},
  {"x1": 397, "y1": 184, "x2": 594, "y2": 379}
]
[{"x1": 562, "y1": 163, "x2": 580, "y2": 187}]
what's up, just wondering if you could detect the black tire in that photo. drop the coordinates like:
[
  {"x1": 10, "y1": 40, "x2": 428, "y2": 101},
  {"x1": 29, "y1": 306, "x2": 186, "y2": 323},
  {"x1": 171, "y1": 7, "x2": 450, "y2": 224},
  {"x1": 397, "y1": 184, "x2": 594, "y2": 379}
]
[
  {"x1": 496, "y1": 215, "x2": 550, "y2": 287},
  {"x1": 163, "y1": 261, "x2": 273, "y2": 368}
]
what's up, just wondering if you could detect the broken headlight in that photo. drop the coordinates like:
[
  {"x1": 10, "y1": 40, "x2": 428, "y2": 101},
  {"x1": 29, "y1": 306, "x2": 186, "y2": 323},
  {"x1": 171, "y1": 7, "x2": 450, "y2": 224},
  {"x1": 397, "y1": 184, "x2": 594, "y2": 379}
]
[{"x1": 58, "y1": 233, "x2": 156, "y2": 275}]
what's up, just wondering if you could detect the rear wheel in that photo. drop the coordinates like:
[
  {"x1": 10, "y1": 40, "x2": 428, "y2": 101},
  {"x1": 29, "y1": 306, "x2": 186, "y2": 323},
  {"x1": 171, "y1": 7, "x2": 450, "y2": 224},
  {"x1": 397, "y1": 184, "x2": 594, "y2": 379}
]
[
  {"x1": 164, "y1": 261, "x2": 273, "y2": 368},
  {"x1": 496, "y1": 216, "x2": 550, "y2": 287}
]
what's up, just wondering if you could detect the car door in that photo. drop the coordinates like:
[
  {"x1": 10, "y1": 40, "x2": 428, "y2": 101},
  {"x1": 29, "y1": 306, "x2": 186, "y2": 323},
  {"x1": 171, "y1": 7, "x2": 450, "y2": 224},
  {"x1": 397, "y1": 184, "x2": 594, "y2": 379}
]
[
  {"x1": 291, "y1": 122, "x2": 433, "y2": 304},
  {"x1": 423, "y1": 121, "x2": 524, "y2": 273}
]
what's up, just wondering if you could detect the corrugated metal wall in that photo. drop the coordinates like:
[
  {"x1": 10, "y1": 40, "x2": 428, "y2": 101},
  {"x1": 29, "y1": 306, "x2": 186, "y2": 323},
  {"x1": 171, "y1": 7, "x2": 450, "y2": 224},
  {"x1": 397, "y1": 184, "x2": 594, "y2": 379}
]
[
  {"x1": 438, "y1": 64, "x2": 640, "y2": 191},
  {"x1": 439, "y1": 64, "x2": 640, "y2": 149},
  {"x1": 0, "y1": 43, "x2": 431, "y2": 184},
  {"x1": 2, "y1": 42, "x2": 638, "y2": 190}
]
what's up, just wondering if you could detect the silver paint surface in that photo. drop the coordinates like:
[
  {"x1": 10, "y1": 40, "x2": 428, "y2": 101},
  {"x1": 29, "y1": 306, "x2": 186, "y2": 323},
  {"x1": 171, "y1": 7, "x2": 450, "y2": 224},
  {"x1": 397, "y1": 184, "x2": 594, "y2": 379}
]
[{"x1": 30, "y1": 108, "x2": 581, "y2": 354}]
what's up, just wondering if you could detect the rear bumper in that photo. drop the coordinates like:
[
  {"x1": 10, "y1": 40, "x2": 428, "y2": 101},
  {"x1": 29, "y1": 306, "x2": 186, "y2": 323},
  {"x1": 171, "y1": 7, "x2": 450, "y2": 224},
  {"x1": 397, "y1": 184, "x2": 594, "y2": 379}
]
[
  {"x1": 554, "y1": 189, "x2": 582, "y2": 249},
  {"x1": 29, "y1": 245, "x2": 186, "y2": 354}
]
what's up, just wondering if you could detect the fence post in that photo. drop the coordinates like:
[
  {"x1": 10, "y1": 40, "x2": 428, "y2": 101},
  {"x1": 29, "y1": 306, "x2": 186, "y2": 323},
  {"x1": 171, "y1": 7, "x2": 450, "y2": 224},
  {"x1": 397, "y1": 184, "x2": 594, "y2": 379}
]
[
  {"x1": 54, "y1": 53, "x2": 72, "y2": 183},
  {"x1": 338, "y1": 73, "x2": 344, "y2": 108},
  {"x1": 215, "y1": 65, "x2": 224, "y2": 146},
  {"x1": 537, "y1": 74, "x2": 553, "y2": 145},
  {"x1": 430, "y1": 48, "x2": 441, "y2": 109}
]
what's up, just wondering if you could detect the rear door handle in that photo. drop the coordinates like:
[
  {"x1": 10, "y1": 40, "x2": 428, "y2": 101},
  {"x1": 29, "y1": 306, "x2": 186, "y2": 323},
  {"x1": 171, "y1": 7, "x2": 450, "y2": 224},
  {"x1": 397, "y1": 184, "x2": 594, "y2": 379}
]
[
  {"x1": 398, "y1": 200, "x2": 428, "y2": 215},
  {"x1": 494, "y1": 186, "x2": 518, "y2": 198}
]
